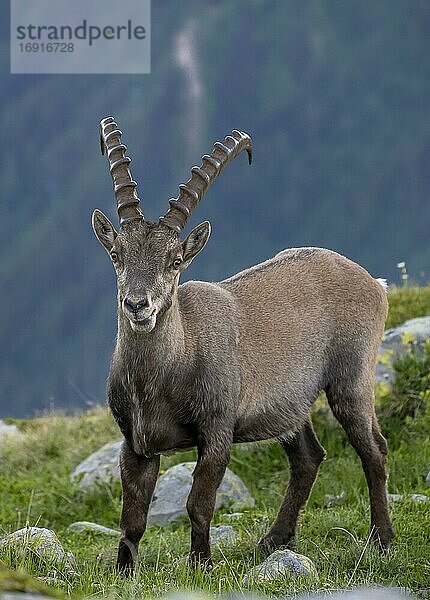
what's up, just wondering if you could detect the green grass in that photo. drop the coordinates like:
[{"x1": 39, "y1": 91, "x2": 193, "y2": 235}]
[{"x1": 0, "y1": 288, "x2": 429, "y2": 598}]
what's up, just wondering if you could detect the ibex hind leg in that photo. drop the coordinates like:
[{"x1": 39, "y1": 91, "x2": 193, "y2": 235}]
[
  {"x1": 258, "y1": 419, "x2": 326, "y2": 553},
  {"x1": 326, "y1": 378, "x2": 395, "y2": 553}
]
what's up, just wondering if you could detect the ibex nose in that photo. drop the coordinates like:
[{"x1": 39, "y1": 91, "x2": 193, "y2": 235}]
[{"x1": 124, "y1": 296, "x2": 149, "y2": 313}]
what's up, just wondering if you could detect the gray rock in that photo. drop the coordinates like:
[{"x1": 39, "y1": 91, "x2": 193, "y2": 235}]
[
  {"x1": 72, "y1": 445, "x2": 254, "y2": 523},
  {"x1": 209, "y1": 525, "x2": 237, "y2": 546},
  {"x1": 0, "y1": 420, "x2": 21, "y2": 440},
  {"x1": 426, "y1": 470, "x2": 430, "y2": 486},
  {"x1": 243, "y1": 548, "x2": 318, "y2": 584},
  {"x1": 410, "y1": 493, "x2": 429, "y2": 503},
  {"x1": 376, "y1": 316, "x2": 430, "y2": 385},
  {"x1": 221, "y1": 512, "x2": 244, "y2": 521},
  {"x1": 324, "y1": 490, "x2": 347, "y2": 507},
  {"x1": 148, "y1": 462, "x2": 254, "y2": 526},
  {"x1": 388, "y1": 493, "x2": 429, "y2": 504},
  {"x1": 387, "y1": 493, "x2": 403, "y2": 503},
  {"x1": 0, "y1": 527, "x2": 76, "y2": 576},
  {"x1": 71, "y1": 439, "x2": 122, "y2": 488},
  {"x1": 67, "y1": 521, "x2": 120, "y2": 536}
]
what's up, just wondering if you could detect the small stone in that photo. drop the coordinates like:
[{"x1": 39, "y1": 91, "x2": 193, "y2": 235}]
[
  {"x1": 410, "y1": 493, "x2": 429, "y2": 503},
  {"x1": 0, "y1": 527, "x2": 76, "y2": 576},
  {"x1": 426, "y1": 470, "x2": 430, "y2": 486},
  {"x1": 243, "y1": 548, "x2": 318, "y2": 584},
  {"x1": 67, "y1": 521, "x2": 120, "y2": 536},
  {"x1": 70, "y1": 439, "x2": 122, "y2": 489},
  {"x1": 209, "y1": 525, "x2": 237, "y2": 546},
  {"x1": 324, "y1": 490, "x2": 347, "y2": 507},
  {"x1": 388, "y1": 493, "x2": 429, "y2": 504},
  {"x1": 221, "y1": 512, "x2": 244, "y2": 521},
  {"x1": 147, "y1": 462, "x2": 254, "y2": 526},
  {"x1": 387, "y1": 493, "x2": 403, "y2": 503}
]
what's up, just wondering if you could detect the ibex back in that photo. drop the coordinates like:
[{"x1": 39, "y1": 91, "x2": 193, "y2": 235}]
[{"x1": 92, "y1": 116, "x2": 394, "y2": 573}]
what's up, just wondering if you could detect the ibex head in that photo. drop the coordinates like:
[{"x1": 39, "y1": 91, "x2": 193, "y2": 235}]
[{"x1": 92, "y1": 116, "x2": 252, "y2": 333}]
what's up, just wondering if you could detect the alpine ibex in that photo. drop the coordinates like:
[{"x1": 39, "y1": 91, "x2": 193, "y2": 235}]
[{"x1": 92, "y1": 116, "x2": 394, "y2": 573}]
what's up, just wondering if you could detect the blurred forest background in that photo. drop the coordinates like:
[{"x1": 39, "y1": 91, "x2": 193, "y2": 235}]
[{"x1": 1, "y1": 0, "x2": 430, "y2": 416}]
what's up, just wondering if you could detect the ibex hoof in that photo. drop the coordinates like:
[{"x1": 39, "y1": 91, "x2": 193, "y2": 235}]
[
  {"x1": 116, "y1": 538, "x2": 138, "y2": 576},
  {"x1": 371, "y1": 524, "x2": 395, "y2": 555},
  {"x1": 258, "y1": 532, "x2": 296, "y2": 555},
  {"x1": 188, "y1": 551, "x2": 213, "y2": 571}
]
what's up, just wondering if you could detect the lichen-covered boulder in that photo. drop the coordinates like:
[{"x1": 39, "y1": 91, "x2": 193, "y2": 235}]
[
  {"x1": 376, "y1": 316, "x2": 430, "y2": 385},
  {"x1": 70, "y1": 439, "x2": 122, "y2": 488},
  {"x1": 243, "y1": 549, "x2": 318, "y2": 584},
  {"x1": 0, "y1": 527, "x2": 76, "y2": 576},
  {"x1": 147, "y1": 462, "x2": 254, "y2": 526}
]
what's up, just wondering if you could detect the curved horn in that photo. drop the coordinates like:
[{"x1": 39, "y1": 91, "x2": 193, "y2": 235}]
[
  {"x1": 159, "y1": 129, "x2": 252, "y2": 232},
  {"x1": 99, "y1": 116, "x2": 143, "y2": 225}
]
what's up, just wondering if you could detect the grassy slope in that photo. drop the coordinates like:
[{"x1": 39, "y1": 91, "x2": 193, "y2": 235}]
[{"x1": 0, "y1": 287, "x2": 429, "y2": 598}]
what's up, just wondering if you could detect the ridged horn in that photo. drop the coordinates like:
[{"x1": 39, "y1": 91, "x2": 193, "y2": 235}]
[
  {"x1": 159, "y1": 129, "x2": 252, "y2": 232},
  {"x1": 99, "y1": 116, "x2": 143, "y2": 225}
]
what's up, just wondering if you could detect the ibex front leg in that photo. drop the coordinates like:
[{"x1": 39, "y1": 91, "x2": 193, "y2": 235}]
[
  {"x1": 186, "y1": 433, "x2": 232, "y2": 568},
  {"x1": 117, "y1": 441, "x2": 160, "y2": 574}
]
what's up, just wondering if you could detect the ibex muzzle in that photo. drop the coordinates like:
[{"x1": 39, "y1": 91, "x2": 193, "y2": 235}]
[
  {"x1": 123, "y1": 295, "x2": 152, "y2": 330},
  {"x1": 92, "y1": 116, "x2": 394, "y2": 574}
]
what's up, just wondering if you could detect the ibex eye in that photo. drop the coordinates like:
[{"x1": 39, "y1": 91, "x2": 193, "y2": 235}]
[
  {"x1": 111, "y1": 251, "x2": 118, "y2": 262},
  {"x1": 173, "y1": 258, "x2": 182, "y2": 269}
]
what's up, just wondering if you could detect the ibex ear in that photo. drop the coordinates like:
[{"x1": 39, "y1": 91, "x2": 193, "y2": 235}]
[
  {"x1": 92, "y1": 209, "x2": 117, "y2": 252},
  {"x1": 181, "y1": 221, "x2": 211, "y2": 268}
]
